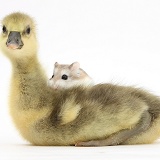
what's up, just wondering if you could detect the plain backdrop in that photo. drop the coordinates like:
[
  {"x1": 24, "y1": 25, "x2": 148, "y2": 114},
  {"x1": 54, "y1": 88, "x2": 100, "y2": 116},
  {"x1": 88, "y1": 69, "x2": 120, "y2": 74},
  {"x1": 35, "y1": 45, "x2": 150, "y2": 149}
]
[{"x1": 0, "y1": 0, "x2": 160, "y2": 159}]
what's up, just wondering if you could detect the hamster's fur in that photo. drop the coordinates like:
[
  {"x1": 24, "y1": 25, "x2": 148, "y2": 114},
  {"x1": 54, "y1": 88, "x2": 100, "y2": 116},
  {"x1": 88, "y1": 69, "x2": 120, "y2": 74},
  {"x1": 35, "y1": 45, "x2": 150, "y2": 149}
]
[{"x1": 48, "y1": 62, "x2": 94, "y2": 89}]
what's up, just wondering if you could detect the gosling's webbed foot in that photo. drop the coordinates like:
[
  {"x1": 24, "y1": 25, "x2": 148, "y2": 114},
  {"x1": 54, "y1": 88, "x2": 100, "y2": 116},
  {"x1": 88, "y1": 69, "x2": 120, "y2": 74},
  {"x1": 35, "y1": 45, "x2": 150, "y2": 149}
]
[
  {"x1": 75, "y1": 139, "x2": 120, "y2": 147},
  {"x1": 75, "y1": 140, "x2": 105, "y2": 147},
  {"x1": 75, "y1": 111, "x2": 151, "y2": 147}
]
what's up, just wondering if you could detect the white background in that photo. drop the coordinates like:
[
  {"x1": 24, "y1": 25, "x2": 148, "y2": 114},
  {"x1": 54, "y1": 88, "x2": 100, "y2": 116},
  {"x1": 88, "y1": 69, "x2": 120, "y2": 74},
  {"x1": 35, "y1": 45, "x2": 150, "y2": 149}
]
[{"x1": 0, "y1": 0, "x2": 160, "y2": 159}]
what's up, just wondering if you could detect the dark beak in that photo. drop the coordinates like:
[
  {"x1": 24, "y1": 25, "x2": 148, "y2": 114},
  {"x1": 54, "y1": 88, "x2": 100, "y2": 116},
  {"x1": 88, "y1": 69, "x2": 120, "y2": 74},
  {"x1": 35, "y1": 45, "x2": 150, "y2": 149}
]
[{"x1": 6, "y1": 31, "x2": 24, "y2": 50}]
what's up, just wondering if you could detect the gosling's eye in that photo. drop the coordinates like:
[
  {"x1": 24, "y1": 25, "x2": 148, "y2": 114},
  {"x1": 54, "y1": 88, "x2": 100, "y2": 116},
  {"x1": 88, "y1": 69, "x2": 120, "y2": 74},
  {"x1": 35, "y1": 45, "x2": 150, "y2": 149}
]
[
  {"x1": 26, "y1": 27, "x2": 31, "y2": 35},
  {"x1": 61, "y1": 74, "x2": 68, "y2": 80},
  {"x1": 2, "y1": 25, "x2": 7, "y2": 34}
]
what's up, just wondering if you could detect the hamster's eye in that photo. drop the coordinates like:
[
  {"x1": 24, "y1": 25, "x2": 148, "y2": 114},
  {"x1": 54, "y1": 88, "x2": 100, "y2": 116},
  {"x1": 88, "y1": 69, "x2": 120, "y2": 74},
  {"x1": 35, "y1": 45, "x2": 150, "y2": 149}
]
[
  {"x1": 2, "y1": 25, "x2": 7, "y2": 34},
  {"x1": 51, "y1": 75, "x2": 54, "y2": 78},
  {"x1": 62, "y1": 74, "x2": 68, "y2": 80}
]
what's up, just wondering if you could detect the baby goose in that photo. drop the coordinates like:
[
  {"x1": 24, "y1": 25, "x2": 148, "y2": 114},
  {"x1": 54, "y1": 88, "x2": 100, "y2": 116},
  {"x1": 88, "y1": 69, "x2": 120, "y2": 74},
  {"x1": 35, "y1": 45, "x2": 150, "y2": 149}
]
[{"x1": 1, "y1": 12, "x2": 160, "y2": 146}]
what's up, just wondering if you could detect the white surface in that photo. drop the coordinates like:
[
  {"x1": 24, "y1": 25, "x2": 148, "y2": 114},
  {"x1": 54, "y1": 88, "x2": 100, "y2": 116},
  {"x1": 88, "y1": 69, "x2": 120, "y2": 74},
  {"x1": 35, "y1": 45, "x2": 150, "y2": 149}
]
[
  {"x1": 0, "y1": 0, "x2": 160, "y2": 159},
  {"x1": 0, "y1": 142, "x2": 160, "y2": 160}
]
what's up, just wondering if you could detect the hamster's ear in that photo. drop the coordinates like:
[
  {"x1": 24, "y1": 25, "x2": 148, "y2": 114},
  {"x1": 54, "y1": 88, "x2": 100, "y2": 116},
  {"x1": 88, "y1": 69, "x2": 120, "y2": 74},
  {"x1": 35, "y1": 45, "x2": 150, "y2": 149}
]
[
  {"x1": 69, "y1": 62, "x2": 80, "y2": 71},
  {"x1": 54, "y1": 62, "x2": 59, "y2": 67}
]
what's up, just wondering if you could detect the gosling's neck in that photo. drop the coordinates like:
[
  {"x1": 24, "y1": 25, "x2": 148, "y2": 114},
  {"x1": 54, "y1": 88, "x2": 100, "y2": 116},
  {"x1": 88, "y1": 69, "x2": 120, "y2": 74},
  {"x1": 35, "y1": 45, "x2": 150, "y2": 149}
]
[
  {"x1": 10, "y1": 52, "x2": 47, "y2": 87},
  {"x1": 11, "y1": 54, "x2": 40, "y2": 74},
  {"x1": 9, "y1": 52, "x2": 52, "y2": 110}
]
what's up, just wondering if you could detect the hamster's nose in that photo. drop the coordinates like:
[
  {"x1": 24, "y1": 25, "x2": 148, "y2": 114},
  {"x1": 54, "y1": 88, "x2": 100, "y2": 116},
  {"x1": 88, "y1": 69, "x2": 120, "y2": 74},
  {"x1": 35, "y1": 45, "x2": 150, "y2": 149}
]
[{"x1": 53, "y1": 84, "x2": 59, "y2": 89}]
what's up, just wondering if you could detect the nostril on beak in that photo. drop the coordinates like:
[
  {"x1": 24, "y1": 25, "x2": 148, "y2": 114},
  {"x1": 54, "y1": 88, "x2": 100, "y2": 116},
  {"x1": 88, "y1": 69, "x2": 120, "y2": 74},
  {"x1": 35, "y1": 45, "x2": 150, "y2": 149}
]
[
  {"x1": 7, "y1": 38, "x2": 11, "y2": 44},
  {"x1": 15, "y1": 37, "x2": 19, "y2": 43}
]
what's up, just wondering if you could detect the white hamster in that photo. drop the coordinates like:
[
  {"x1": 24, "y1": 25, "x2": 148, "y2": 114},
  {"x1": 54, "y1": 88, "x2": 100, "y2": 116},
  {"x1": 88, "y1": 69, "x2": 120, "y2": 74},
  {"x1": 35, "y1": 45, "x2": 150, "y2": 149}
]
[{"x1": 48, "y1": 62, "x2": 94, "y2": 89}]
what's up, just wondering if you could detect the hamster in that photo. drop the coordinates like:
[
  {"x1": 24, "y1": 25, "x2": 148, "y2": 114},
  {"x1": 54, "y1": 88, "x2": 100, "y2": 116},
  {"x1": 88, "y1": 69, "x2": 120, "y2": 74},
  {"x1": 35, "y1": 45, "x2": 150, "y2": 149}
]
[{"x1": 48, "y1": 62, "x2": 94, "y2": 89}]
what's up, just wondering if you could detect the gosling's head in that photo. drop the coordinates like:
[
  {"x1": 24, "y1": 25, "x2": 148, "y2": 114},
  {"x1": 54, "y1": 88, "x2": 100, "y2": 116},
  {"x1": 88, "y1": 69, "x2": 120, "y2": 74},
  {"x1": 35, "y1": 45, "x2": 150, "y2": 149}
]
[{"x1": 0, "y1": 12, "x2": 37, "y2": 60}]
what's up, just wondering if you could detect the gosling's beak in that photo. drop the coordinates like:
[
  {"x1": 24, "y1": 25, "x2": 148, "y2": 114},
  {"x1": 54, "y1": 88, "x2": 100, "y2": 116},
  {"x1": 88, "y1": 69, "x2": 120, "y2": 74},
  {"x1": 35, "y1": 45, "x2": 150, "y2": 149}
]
[{"x1": 6, "y1": 31, "x2": 24, "y2": 50}]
